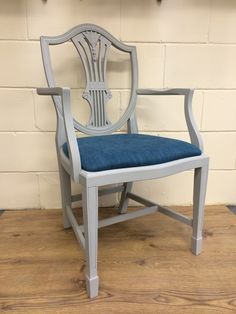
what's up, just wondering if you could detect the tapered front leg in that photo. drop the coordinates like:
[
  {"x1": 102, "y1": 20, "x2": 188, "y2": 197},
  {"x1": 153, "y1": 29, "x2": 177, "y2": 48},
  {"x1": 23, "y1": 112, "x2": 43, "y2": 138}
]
[
  {"x1": 82, "y1": 185, "x2": 99, "y2": 298},
  {"x1": 191, "y1": 164, "x2": 209, "y2": 255}
]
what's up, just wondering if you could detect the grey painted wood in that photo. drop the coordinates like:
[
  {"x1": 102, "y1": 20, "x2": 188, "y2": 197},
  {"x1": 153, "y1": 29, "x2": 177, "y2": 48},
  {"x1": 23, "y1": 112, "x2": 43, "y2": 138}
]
[
  {"x1": 126, "y1": 192, "x2": 158, "y2": 207},
  {"x1": 77, "y1": 191, "x2": 193, "y2": 231},
  {"x1": 82, "y1": 185, "x2": 99, "y2": 298},
  {"x1": 79, "y1": 205, "x2": 157, "y2": 232},
  {"x1": 118, "y1": 182, "x2": 133, "y2": 214},
  {"x1": 191, "y1": 164, "x2": 209, "y2": 255},
  {"x1": 66, "y1": 205, "x2": 85, "y2": 251},
  {"x1": 72, "y1": 34, "x2": 112, "y2": 128},
  {"x1": 79, "y1": 155, "x2": 208, "y2": 187},
  {"x1": 98, "y1": 205, "x2": 158, "y2": 228},
  {"x1": 37, "y1": 24, "x2": 209, "y2": 298},
  {"x1": 158, "y1": 205, "x2": 193, "y2": 226},
  {"x1": 58, "y1": 164, "x2": 71, "y2": 229},
  {"x1": 39, "y1": 24, "x2": 138, "y2": 136}
]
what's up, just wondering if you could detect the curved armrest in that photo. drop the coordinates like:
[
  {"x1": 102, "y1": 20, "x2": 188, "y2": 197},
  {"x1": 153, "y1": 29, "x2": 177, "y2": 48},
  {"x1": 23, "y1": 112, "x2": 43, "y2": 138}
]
[
  {"x1": 137, "y1": 88, "x2": 190, "y2": 96},
  {"x1": 37, "y1": 87, "x2": 81, "y2": 180},
  {"x1": 136, "y1": 88, "x2": 203, "y2": 151},
  {"x1": 37, "y1": 87, "x2": 65, "y2": 96}
]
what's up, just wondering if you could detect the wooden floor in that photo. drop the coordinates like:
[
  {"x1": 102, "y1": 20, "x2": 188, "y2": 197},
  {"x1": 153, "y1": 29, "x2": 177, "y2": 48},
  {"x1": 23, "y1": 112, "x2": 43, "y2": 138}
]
[{"x1": 1, "y1": 206, "x2": 236, "y2": 314}]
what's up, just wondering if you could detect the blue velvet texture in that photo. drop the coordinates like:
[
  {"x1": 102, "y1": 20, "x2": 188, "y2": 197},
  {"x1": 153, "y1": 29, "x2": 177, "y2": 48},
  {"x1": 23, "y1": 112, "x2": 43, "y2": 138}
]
[{"x1": 62, "y1": 134, "x2": 201, "y2": 172}]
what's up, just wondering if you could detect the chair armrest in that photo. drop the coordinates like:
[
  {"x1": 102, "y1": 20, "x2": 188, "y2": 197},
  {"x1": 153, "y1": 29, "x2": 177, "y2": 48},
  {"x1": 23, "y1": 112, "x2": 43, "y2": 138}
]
[
  {"x1": 37, "y1": 87, "x2": 65, "y2": 96},
  {"x1": 137, "y1": 88, "x2": 190, "y2": 96},
  {"x1": 37, "y1": 86, "x2": 81, "y2": 180},
  {"x1": 136, "y1": 88, "x2": 203, "y2": 151}
]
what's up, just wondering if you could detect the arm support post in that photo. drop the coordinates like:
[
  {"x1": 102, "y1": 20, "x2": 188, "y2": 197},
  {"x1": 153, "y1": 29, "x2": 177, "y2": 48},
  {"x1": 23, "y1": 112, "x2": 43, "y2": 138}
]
[
  {"x1": 37, "y1": 87, "x2": 81, "y2": 180},
  {"x1": 136, "y1": 88, "x2": 203, "y2": 151}
]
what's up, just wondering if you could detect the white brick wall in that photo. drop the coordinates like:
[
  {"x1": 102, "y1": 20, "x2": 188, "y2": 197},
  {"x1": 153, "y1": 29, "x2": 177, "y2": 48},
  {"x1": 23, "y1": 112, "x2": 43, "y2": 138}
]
[{"x1": 0, "y1": 0, "x2": 235, "y2": 209}]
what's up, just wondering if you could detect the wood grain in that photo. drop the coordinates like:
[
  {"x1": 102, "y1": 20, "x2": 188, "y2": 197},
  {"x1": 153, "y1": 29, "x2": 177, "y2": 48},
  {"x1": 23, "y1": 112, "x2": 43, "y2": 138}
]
[{"x1": 0, "y1": 206, "x2": 236, "y2": 313}]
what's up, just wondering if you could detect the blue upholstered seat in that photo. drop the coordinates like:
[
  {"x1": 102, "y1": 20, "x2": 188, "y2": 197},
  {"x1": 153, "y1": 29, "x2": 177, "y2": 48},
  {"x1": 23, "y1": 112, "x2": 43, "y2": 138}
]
[{"x1": 62, "y1": 134, "x2": 201, "y2": 172}]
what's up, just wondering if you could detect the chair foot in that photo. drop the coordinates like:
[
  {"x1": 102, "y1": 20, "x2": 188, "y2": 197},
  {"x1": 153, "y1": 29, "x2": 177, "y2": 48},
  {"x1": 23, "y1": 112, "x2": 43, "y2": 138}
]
[
  {"x1": 86, "y1": 275, "x2": 99, "y2": 298},
  {"x1": 191, "y1": 236, "x2": 202, "y2": 255},
  {"x1": 191, "y1": 165, "x2": 208, "y2": 256}
]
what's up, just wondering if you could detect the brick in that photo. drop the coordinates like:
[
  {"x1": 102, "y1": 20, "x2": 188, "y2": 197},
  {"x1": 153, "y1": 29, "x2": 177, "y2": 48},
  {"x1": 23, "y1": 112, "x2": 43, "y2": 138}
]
[
  {"x1": 136, "y1": 45, "x2": 165, "y2": 88},
  {"x1": 0, "y1": 42, "x2": 46, "y2": 87},
  {"x1": 0, "y1": 173, "x2": 39, "y2": 209},
  {"x1": 34, "y1": 93, "x2": 56, "y2": 131},
  {"x1": 165, "y1": 45, "x2": 236, "y2": 89},
  {"x1": 34, "y1": 89, "x2": 121, "y2": 131},
  {"x1": 209, "y1": 0, "x2": 236, "y2": 43},
  {"x1": 0, "y1": 0, "x2": 27, "y2": 39},
  {"x1": 27, "y1": 0, "x2": 120, "y2": 40},
  {"x1": 121, "y1": 0, "x2": 210, "y2": 43},
  {"x1": 202, "y1": 132, "x2": 236, "y2": 170},
  {"x1": 121, "y1": 90, "x2": 203, "y2": 132},
  {"x1": 0, "y1": 133, "x2": 57, "y2": 172},
  {"x1": 0, "y1": 89, "x2": 36, "y2": 131},
  {"x1": 38, "y1": 173, "x2": 61, "y2": 209},
  {"x1": 202, "y1": 91, "x2": 236, "y2": 131}
]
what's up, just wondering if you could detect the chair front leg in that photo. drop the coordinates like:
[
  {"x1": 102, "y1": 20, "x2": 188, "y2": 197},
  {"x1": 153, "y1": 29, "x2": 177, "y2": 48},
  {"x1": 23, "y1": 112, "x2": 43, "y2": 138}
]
[
  {"x1": 191, "y1": 164, "x2": 208, "y2": 255},
  {"x1": 82, "y1": 185, "x2": 99, "y2": 298},
  {"x1": 58, "y1": 163, "x2": 72, "y2": 229}
]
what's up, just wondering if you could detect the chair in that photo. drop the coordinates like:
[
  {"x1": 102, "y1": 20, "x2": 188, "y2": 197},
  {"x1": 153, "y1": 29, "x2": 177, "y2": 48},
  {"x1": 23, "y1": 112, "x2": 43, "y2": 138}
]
[{"x1": 37, "y1": 24, "x2": 209, "y2": 298}]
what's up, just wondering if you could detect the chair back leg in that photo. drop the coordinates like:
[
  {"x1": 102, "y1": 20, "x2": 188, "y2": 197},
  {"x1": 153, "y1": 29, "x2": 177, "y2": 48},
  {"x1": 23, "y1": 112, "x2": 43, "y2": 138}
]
[
  {"x1": 118, "y1": 182, "x2": 133, "y2": 214},
  {"x1": 82, "y1": 185, "x2": 99, "y2": 298},
  {"x1": 191, "y1": 164, "x2": 209, "y2": 255},
  {"x1": 58, "y1": 164, "x2": 72, "y2": 229}
]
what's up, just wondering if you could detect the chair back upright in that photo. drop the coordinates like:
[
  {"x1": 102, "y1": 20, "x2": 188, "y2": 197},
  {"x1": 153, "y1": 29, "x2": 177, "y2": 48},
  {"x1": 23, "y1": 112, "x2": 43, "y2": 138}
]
[{"x1": 40, "y1": 24, "x2": 139, "y2": 139}]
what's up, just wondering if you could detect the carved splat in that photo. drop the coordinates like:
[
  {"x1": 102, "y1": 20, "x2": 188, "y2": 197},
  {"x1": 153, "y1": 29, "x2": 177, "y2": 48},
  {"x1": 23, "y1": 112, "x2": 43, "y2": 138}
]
[
  {"x1": 40, "y1": 24, "x2": 138, "y2": 135},
  {"x1": 72, "y1": 31, "x2": 112, "y2": 128}
]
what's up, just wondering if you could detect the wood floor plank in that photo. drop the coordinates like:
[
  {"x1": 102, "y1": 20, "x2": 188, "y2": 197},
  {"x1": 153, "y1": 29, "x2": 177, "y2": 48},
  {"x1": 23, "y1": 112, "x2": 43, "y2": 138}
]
[{"x1": 0, "y1": 206, "x2": 236, "y2": 313}]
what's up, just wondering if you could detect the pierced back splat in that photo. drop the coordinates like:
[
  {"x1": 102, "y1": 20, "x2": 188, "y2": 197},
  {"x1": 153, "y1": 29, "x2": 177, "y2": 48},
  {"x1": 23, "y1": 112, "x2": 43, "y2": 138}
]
[
  {"x1": 40, "y1": 24, "x2": 138, "y2": 135},
  {"x1": 72, "y1": 31, "x2": 112, "y2": 128}
]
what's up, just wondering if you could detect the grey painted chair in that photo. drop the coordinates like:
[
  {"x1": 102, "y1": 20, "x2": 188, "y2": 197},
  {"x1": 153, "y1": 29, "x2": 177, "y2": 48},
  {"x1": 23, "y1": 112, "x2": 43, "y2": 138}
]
[{"x1": 37, "y1": 24, "x2": 209, "y2": 298}]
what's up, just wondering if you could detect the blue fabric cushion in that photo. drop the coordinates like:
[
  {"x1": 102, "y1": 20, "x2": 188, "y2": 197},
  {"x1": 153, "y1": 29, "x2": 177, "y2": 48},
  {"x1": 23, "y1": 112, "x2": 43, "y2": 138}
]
[{"x1": 62, "y1": 134, "x2": 201, "y2": 172}]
